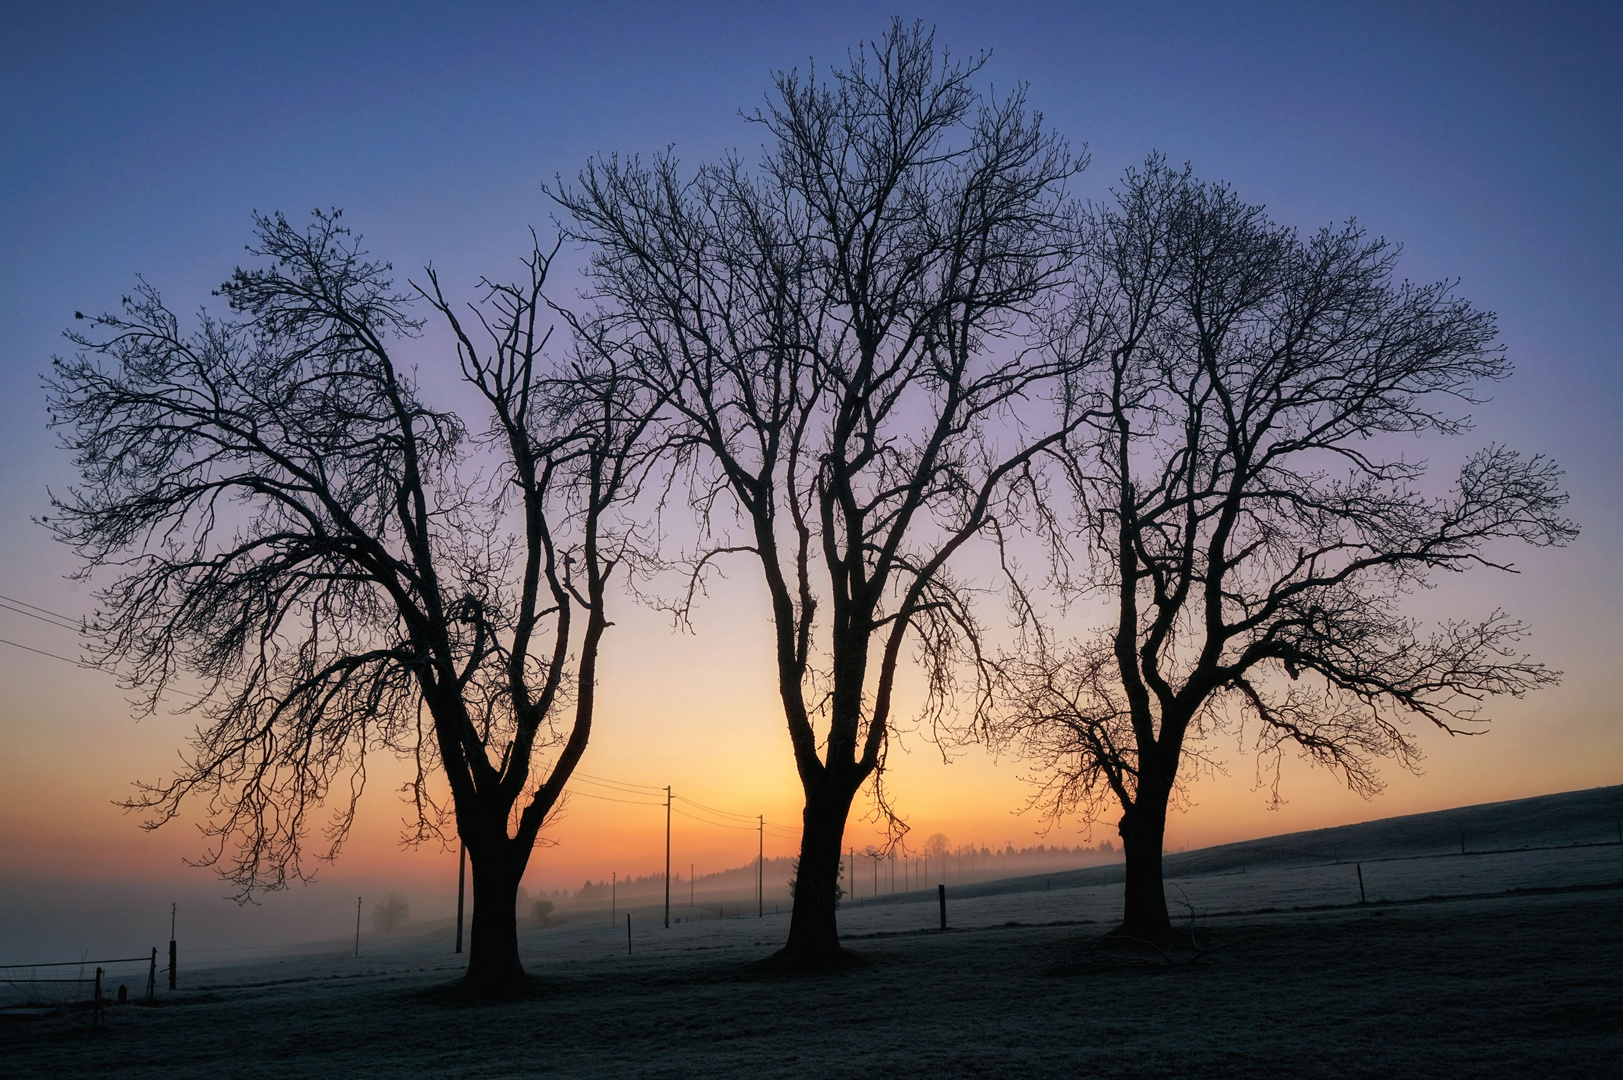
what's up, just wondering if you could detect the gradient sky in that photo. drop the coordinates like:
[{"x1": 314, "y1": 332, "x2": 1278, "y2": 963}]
[{"x1": 2, "y1": 2, "x2": 1619, "y2": 956}]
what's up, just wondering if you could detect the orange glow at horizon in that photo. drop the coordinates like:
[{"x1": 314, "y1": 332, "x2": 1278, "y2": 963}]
[{"x1": 3, "y1": 539, "x2": 1620, "y2": 903}]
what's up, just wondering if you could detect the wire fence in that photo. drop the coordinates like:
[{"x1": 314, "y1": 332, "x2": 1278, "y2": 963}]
[{"x1": 0, "y1": 951, "x2": 160, "y2": 1016}]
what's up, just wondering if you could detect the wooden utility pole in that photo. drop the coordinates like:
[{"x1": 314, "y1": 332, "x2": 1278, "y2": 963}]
[
  {"x1": 664, "y1": 785, "x2": 672, "y2": 929},
  {"x1": 167, "y1": 903, "x2": 176, "y2": 990},
  {"x1": 354, "y1": 896, "x2": 361, "y2": 957},
  {"x1": 757, "y1": 815, "x2": 764, "y2": 917},
  {"x1": 611, "y1": 872, "x2": 616, "y2": 925},
  {"x1": 455, "y1": 841, "x2": 466, "y2": 954},
  {"x1": 690, "y1": 862, "x2": 694, "y2": 910}
]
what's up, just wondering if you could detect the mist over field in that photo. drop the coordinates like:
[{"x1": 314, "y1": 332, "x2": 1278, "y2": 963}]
[
  {"x1": 6, "y1": 787, "x2": 1621, "y2": 1077},
  {"x1": 0, "y1": 843, "x2": 1124, "y2": 966}
]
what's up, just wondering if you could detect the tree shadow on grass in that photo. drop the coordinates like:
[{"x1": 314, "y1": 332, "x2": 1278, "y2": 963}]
[
  {"x1": 1048, "y1": 926, "x2": 1221, "y2": 975},
  {"x1": 403, "y1": 973, "x2": 557, "y2": 1007},
  {"x1": 748, "y1": 946, "x2": 869, "y2": 977}
]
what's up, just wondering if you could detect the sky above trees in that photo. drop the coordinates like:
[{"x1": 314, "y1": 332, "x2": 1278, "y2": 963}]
[{"x1": 2, "y1": 2, "x2": 1619, "y2": 921}]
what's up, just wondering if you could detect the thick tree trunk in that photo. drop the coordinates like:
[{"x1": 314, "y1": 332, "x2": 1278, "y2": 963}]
[
  {"x1": 1117, "y1": 792, "x2": 1174, "y2": 942},
  {"x1": 463, "y1": 842, "x2": 525, "y2": 991},
  {"x1": 779, "y1": 778, "x2": 859, "y2": 967}
]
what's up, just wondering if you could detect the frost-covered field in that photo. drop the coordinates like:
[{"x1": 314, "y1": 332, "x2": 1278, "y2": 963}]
[{"x1": 4, "y1": 844, "x2": 1620, "y2": 1079}]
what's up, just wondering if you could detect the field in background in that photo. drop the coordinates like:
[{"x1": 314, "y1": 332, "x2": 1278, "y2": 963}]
[
  {"x1": 3, "y1": 861, "x2": 1617, "y2": 1077},
  {"x1": 4, "y1": 785, "x2": 1621, "y2": 1077},
  {"x1": 5, "y1": 783, "x2": 1619, "y2": 978}
]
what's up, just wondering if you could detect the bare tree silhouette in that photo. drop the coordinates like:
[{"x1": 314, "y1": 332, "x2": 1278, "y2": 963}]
[
  {"x1": 372, "y1": 892, "x2": 411, "y2": 933},
  {"x1": 997, "y1": 158, "x2": 1576, "y2": 941},
  {"x1": 45, "y1": 211, "x2": 663, "y2": 989},
  {"x1": 554, "y1": 19, "x2": 1087, "y2": 966}
]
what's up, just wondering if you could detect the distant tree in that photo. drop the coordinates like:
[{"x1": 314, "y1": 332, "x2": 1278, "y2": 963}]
[
  {"x1": 529, "y1": 898, "x2": 555, "y2": 926},
  {"x1": 45, "y1": 212, "x2": 662, "y2": 989},
  {"x1": 555, "y1": 19, "x2": 1085, "y2": 967},
  {"x1": 997, "y1": 158, "x2": 1576, "y2": 941},
  {"x1": 372, "y1": 892, "x2": 411, "y2": 933},
  {"x1": 924, "y1": 833, "x2": 953, "y2": 860}
]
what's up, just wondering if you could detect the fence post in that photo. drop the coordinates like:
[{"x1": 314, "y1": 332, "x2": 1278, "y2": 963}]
[
  {"x1": 938, "y1": 884, "x2": 947, "y2": 931},
  {"x1": 1356, "y1": 862, "x2": 1367, "y2": 905},
  {"x1": 168, "y1": 938, "x2": 177, "y2": 990},
  {"x1": 146, "y1": 947, "x2": 157, "y2": 1003}
]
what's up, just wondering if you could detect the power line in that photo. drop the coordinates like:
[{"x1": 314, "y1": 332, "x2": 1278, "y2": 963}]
[
  {"x1": 565, "y1": 789, "x2": 664, "y2": 807},
  {"x1": 572, "y1": 771, "x2": 665, "y2": 795},
  {"x1": 675, "y1": 796, "x2": 800, "y2": 836},
  {"x1": 672, "y1": 806, "x2": 757, "y2": 831},
  {"x1": 0, "y1": 600, "x2": 82, "y2": 633},
  {"x1": 673, "y1": 794, "x2": 758, "y2": 823},
  {"x1": 0, "y1": 592, "x2": 80, "y2": 623},
  {"x1": 0, "y1": 636, "x2": 95, "y2": 669}
]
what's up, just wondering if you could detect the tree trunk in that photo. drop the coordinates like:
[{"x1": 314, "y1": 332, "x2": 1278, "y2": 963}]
[
  {"x1": 778, "y1": 778, "x2": 859, "y2": 967},
  {"x1": 1117, "y1": 791, "x2": 1174, "y2": 942},
  {"x1": 463, "y1": 842, "x2": 525, "y2": 991}
]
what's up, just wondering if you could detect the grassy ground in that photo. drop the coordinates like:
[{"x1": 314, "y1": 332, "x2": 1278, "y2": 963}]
[{"x1": 3, "y1": 883, "x2": 1619, "y2": 1079}]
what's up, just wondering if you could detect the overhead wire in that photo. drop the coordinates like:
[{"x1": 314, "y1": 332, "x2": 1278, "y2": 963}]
[
  {"x1": 563, "y1": 789, "x2": 665, "y2": 807},
  {"x1": 0, "y1": 636, "x2": 95, "y2": 669},
  {"x1": 0, "y1": 592, "x2": 80, "y2": 624},
  {"x1": 0, "y1": 599, "x2": 82, "y2": 633},
  {"x1": 570, "y1": 776, "x2": 800, "y2": 838},
  {"x1": 673, "y1": 794, "x2": 757, "y2": 823},
  {"x1": 571, "y1": 771, "x2": 665, "y2": 795},
  {"x1": 672, "y1": 807, "x2": 757, "y2": 831}
]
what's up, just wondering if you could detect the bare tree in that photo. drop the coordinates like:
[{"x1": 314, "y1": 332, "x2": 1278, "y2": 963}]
[
  {"x1": 998, "y1": 158, "x2": 1576, "y2": 940},
  {"x1": 553, "y1": 21, "x2": 1086, "y2": 966},
  {"x1": 45, "y1": 211, "x2": 661, "y2": 989},
  {"x1": 372, "y1": 892, "x2": 411, "y2": 933}
]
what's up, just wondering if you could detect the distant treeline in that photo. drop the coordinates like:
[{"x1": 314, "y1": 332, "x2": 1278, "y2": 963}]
[{"x1": 540, "y1": 840, "x2": 1122, "y2": 908}]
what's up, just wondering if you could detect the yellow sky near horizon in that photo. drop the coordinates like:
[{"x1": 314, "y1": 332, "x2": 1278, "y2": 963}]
[{"x1": 4, "y1": 548, "x2": 1619, "y2": 904}]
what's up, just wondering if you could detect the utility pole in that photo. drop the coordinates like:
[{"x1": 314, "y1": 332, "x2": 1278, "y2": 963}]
[
  {"x1": 455, "y1": 841, "x2": 466, "y2": 954},
  {"x1": 168, "y1": 903, "x2": 176, "y2": 990},
  {"x1": 354, "y1": 896, "x2": 361, "y2": 958},
  {"x1": 664, "y1": 786, "x2": 672, "y2": 929},
  {"x1": 690, "y1": 863, "x2": 694, "y2": 909},
  {"x1": 757, "y1": 815, "x2": 764, "y2": 917},
  {"x1": 611, "y1": 872, "x2": 616, "y2": 925}
]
